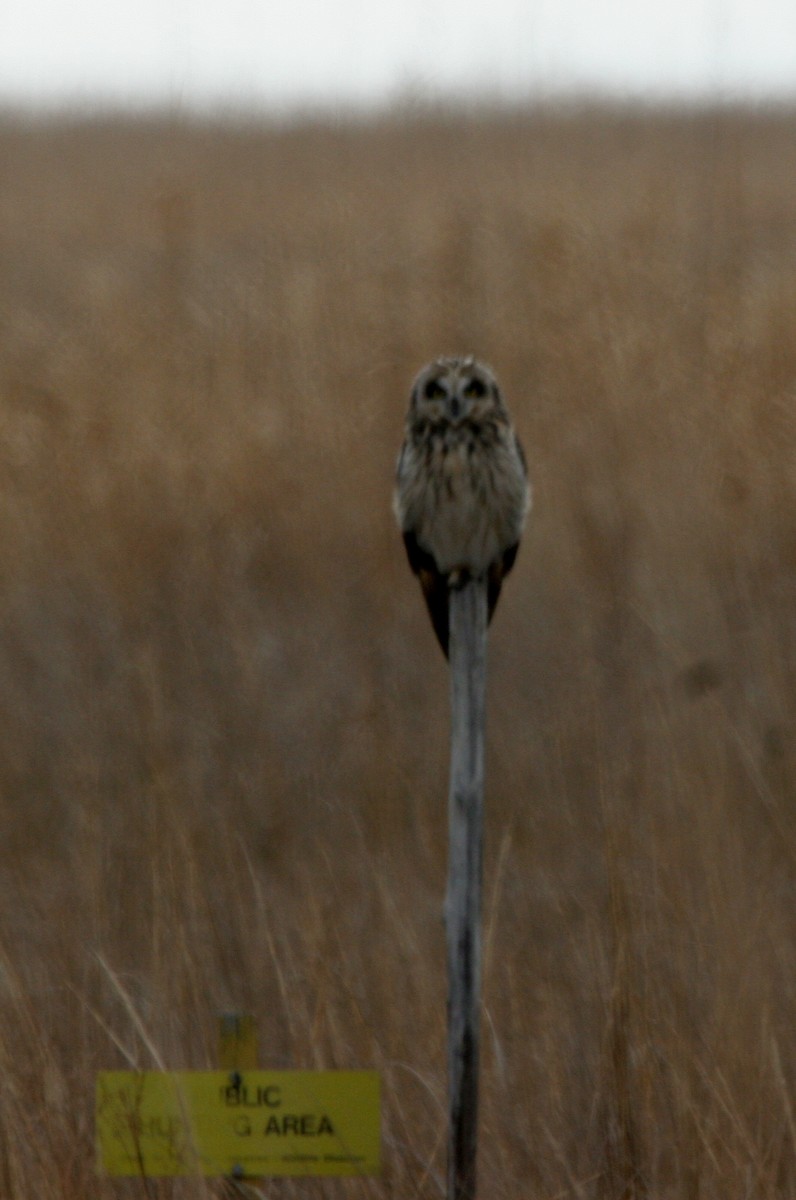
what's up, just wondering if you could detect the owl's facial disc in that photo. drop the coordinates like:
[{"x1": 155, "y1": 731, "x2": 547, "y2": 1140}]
[{"x1": 411, "y1": 358, "x2": 497, "y2": 425}]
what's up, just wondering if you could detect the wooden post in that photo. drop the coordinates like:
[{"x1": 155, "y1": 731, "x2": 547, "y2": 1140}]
[{"x1": 446, "y1": 577, "x2": 488, "y2": 1200}]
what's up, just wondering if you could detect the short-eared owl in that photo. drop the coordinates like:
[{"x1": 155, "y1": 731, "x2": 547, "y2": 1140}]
[{"x1": 393, "y1": 356, "x2": 530, "y2": 657}]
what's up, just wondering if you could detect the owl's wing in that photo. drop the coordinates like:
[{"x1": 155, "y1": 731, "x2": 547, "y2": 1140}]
[
  {"x1": 402, "y1": 531, "x2": 450, "y2": 658},
  {"x1": 513, "y1": 432, "x2": 528, "y2": 476},
  {"x1": 487, "y1": 541, "x2": 520, "y2": 625}
]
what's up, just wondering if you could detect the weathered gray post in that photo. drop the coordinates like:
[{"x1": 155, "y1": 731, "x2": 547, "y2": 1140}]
[{"x1": 446, "y1": 577, "x2": 488, "y2": 1200}]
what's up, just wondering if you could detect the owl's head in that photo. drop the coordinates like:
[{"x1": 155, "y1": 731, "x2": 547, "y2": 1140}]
[{"x1": 409, "y1": 356, "x2": 504, "y2": 426}]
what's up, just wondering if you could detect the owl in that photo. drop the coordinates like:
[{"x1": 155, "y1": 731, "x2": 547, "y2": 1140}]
[{"x1": 393, "y1": 356, "x2": 530, "y2": 657}]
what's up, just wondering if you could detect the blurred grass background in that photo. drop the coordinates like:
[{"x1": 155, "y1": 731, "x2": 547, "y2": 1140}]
[{"x1": 0, "y1": 106, "x2": 796, "y2": 1198}]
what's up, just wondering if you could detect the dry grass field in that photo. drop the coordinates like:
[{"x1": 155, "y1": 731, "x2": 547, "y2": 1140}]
[{"x1": 1, "y1": 104, "x2": 796, "y2": 1199}]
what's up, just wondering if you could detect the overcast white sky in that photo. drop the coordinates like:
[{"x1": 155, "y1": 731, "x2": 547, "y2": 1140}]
[{"x1": 0, "y1": 0, "x2": 795, "y2": 111}]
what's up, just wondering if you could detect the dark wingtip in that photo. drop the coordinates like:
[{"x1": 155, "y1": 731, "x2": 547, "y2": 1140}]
[{"x1": 419, "y1": 568, "x2": 450, "y2": 658}]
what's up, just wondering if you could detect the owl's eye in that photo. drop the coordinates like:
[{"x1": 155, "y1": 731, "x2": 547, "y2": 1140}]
[
  {"x1": 424, "y1": 379, "x2": 446, "y2": 401},
  {"x1": 463, "y1": 378, "x2": 487, "y2": 399}
]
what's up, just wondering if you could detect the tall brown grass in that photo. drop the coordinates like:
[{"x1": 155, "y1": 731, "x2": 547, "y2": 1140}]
[{"x1": 1, "y1": 104, "x2": 796, "y2": 1198}]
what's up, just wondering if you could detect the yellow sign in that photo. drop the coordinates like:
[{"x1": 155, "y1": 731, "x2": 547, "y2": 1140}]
[{"x1": 96, "y1": 1070, "x2": 380, "y2": 1178}]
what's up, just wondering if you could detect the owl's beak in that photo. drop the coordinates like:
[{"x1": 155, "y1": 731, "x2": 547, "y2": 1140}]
[{"x1": 448, "y1": 396, "x2": 462, "y2": 421}]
